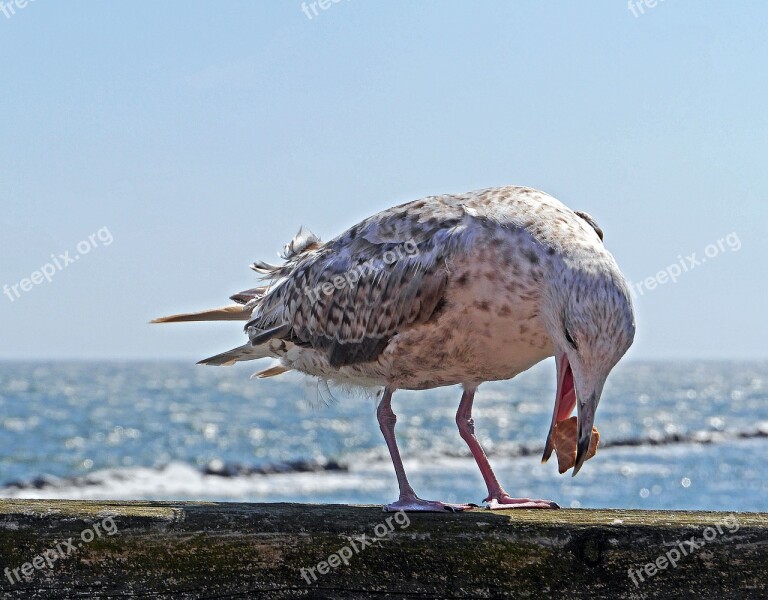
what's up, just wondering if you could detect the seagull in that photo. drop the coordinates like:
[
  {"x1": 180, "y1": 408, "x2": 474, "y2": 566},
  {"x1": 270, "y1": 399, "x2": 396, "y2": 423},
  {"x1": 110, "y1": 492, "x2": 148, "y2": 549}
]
[{"x1": 153, "y1": 185, "x2": 635, "y2": 511}]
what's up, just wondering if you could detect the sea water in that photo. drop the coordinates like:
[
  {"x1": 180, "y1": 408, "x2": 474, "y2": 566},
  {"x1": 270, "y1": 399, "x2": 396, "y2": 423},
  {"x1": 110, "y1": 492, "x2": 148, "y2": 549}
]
[{"x1": 0, "y1": 360, "x2": 765, "y2": 511}]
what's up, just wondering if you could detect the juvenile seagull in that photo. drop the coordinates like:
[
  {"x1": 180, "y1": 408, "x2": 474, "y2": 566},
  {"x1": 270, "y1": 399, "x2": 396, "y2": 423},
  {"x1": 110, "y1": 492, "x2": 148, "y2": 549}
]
[{"x1": 153, "y1": 186, "x2": 635, "y2": 511}]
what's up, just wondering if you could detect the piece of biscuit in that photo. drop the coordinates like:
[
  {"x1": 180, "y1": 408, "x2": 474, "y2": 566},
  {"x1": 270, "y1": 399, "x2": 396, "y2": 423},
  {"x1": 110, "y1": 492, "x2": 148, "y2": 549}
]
[{"x1": 552, "y1": 416, "x2": 600, "y2": 474}]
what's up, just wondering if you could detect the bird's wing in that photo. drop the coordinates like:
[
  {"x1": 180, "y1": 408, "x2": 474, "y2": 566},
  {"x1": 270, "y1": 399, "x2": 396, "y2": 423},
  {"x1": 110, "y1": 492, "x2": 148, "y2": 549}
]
[{"x1": 247, "y1": 198, "x2": 467, "y2": 367}]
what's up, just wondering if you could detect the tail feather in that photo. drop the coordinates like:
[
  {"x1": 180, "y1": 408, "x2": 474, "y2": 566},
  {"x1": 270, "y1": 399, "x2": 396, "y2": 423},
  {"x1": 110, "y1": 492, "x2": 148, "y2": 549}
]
[
  {"x1": 151, "y1": 305, "x2": 250, "y2": 323},
  {"x1": 230, "y1": 286, "x2": 268, "y2": 305},
  {"x1": 252, "y1": 364, "x2": 292, "y2": 378},
  {"x1": 197, "y1": 343, "x2": 274, "y2": 366},
  {"x1": 154, "y1": 228, "x2": 321, "y2": 368}
]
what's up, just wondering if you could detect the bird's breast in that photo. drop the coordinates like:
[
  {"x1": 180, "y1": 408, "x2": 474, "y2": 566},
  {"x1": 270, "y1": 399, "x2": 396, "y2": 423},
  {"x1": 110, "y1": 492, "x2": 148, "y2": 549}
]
[{"x1": 382, "y1": 246, "x2": 554, "y2": 390}]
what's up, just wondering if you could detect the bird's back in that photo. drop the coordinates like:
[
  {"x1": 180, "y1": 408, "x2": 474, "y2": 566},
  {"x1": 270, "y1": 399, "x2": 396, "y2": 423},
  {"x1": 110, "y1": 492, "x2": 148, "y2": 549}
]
[{"x1": 159, "y1": 186, "x2": 612, "y2": 389}]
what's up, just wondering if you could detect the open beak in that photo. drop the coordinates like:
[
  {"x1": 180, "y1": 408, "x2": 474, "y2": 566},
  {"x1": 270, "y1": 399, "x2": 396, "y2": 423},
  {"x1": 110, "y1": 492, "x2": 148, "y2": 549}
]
[
  {"x1": 572, "y1": 391, "x2": 597, "y2": 476},
  {"x1": 541, "y1": 352, "x2": 577, "y2": 463},
  {"x1": 541, "y1": 353, "x2": 598, "y2": 476}
]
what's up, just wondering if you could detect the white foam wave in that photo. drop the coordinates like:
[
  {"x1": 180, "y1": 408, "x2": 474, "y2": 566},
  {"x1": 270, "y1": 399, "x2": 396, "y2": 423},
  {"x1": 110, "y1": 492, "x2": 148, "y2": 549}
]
[
  {"x1": 0, "y1": 462, "x2": 389, "y2": 502},
  {"x1": 2, "y1": 438, "x2": 765, "y2": 511}
]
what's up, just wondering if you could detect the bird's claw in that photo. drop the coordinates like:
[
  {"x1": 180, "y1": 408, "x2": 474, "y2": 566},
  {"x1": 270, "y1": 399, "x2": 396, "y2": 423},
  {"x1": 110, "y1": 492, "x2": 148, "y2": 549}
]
[
  {"x1": 483, "y1": 496, "x2": 560, "y2": 510},
  {"x1": 383, "y1": 496, "x2": 477, "y2": 512}
]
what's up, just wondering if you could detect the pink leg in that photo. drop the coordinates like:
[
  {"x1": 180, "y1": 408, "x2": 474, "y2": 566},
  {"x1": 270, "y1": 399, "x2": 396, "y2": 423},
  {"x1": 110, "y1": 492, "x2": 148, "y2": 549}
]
[
  {"x1": 378, "y1": 388, "x2": 471, "y2": 512},
  {"x1": 456, "y1": 387, "x2": 559, "y2": 509}
]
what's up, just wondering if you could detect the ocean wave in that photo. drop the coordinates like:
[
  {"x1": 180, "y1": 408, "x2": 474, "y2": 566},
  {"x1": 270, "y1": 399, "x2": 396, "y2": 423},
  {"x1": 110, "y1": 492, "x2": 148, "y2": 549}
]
[
  {"x1": 433, "y1": 422, "x2": 768, "y2": 459},
  {"x1": 3, "y1": 427, "x2": 767, "y2": 502},
  {"x1": 2, "y1": 458, "x2": 346, "y2": 492},
  {"x1": 0, "y1": 461, "x2": 379, "y2": 501}
]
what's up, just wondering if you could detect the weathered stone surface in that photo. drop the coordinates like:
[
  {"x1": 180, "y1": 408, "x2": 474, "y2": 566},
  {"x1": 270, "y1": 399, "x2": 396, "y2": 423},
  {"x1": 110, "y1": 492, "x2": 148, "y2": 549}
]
[{"x1": 0, "y1": 500, "x2": 765, "y2": 598}]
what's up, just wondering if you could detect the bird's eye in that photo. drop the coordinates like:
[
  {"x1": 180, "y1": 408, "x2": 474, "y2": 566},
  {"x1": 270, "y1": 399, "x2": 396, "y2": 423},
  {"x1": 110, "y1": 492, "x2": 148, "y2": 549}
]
[{"x1": 564, "y1": 327, "x2": 578, "y2": 350}]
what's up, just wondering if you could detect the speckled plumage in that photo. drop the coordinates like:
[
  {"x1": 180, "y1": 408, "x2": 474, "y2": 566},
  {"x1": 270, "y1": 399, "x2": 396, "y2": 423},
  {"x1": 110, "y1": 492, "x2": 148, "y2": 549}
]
[
  {"x1": 155, "y1": 185, "x2": 636, "y2": 507},
  {"x1": 194, "y1": 186, "x2": 632, "y2": 391}
]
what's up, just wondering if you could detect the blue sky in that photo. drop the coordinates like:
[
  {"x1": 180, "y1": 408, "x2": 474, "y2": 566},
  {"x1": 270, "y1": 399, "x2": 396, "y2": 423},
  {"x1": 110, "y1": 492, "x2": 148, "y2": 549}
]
[{"x1": 1, "y1": 2, "x2": 765, "y2": 360}]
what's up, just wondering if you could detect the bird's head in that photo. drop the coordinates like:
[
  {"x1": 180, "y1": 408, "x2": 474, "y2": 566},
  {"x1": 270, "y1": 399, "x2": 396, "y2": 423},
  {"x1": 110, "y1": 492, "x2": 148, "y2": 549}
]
[{"x1": 541, "y1": 254, "x2": 635, "y2": 475}]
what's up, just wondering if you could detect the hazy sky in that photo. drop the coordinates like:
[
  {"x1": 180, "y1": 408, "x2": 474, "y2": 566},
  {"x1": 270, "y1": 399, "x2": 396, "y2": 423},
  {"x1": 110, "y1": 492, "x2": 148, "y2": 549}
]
[{"x1": 1, "y1": 2, "x2": 766, "y2": 361}]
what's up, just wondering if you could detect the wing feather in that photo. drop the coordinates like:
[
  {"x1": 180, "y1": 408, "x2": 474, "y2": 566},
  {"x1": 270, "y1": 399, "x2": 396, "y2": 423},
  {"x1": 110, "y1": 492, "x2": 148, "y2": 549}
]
[{"x1": 245, "y1": 203, "x2": 463, "y2": 367}]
